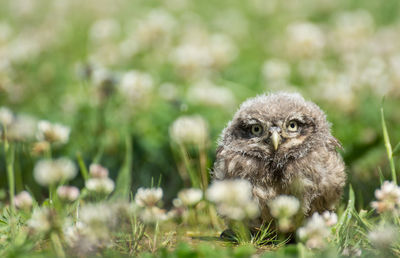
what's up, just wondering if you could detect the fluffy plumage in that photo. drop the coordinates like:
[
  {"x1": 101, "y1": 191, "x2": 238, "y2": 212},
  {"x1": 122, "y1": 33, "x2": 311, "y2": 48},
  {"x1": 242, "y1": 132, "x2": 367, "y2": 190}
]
[{"x1": 212, "y1": 92, "x2": 346, "y2": 224}]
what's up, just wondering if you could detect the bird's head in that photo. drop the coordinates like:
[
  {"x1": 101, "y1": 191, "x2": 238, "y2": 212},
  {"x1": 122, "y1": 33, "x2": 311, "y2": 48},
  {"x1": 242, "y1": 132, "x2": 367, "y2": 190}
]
[{"x1": 220, "y1": 92, "x2": 337, "y2": 167}]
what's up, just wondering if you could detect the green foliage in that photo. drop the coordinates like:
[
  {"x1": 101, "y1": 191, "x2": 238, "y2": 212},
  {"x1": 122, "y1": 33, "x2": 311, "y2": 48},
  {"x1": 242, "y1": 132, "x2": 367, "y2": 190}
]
[{"x1": 0, "y1": 0, "x2": 400, "y2": 256}]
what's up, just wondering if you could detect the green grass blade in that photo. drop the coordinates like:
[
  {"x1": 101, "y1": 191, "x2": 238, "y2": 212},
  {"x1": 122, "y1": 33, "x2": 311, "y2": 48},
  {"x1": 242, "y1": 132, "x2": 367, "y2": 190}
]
[
  {"x1": 393, "y1": 142, "x2": 400, "y2": 157},
  {"x1": 111, "y1": 135, "x2": 133, "y2": 200},
  {"x1": 378, "y1": 167, "x2": 385, "y2": 185},
  {"x1": 381, "y1": 108, "x2": 397, "y2": 184},
  {"x1": 76, "y1": 152, "x2": 89, "y2": 181}
]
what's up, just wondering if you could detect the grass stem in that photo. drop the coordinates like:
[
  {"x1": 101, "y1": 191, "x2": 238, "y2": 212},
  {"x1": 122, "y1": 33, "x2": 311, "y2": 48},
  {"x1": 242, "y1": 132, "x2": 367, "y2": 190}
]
[{"x1": 381, "y1": 108, "x2": 397, "y2": 184}]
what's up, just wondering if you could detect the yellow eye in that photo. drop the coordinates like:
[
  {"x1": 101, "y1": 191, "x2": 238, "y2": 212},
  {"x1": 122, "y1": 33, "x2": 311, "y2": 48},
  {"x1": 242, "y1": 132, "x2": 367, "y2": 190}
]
[
  {"x1": 287, "y1": 121, "x2": 298, "y2": 132},
  {"x1": 251, "y1": 124, "x2": 263, "y2": 136}
]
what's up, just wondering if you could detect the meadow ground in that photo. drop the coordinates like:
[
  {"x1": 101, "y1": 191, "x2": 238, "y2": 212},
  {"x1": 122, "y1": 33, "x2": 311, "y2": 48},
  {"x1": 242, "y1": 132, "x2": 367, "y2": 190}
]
[{"x1": 1, "y1": 0, "x2": 400, "y2": 257}]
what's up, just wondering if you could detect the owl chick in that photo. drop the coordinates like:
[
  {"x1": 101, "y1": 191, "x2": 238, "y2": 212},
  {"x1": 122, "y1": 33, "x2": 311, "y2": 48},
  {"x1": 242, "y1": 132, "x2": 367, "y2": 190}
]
[{"x1": 212, "y1": 92, "x2": 346, "y2": 224}]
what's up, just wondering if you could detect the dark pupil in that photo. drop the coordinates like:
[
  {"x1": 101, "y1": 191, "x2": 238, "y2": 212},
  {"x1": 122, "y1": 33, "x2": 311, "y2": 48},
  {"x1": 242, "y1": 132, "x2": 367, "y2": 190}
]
[
  {"x1": 254, "y1": 126, "x2": 259, "y2": 132},
  {"x1": 290, "y1": 123, "x2": 295, "y2": 128}
]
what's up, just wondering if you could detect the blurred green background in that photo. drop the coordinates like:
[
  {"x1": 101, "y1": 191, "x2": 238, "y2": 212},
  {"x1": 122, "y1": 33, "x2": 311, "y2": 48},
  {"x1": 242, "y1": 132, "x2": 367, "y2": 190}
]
[{"x1": 1, "y1": 0, "x2": 400, "y2": 208}]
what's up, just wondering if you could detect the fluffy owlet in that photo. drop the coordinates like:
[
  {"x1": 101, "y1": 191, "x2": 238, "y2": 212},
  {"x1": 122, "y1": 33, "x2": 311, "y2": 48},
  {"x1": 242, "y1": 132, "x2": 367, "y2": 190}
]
[{"x1": 212, "y1": 92, "x2": 346, "y2": 224}]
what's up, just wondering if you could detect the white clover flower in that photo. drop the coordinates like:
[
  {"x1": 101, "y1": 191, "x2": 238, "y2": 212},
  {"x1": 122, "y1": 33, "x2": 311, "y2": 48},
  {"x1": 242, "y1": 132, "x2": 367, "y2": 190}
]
[
  {"x1": 170, "y1": 32, "x2": 236, "y2": 77},
  {"x1": 322, "y1": 211, "x2": 338, "y2": 227},
  {"x1": 286, "y1": 22, "x2": 325, "y2": 58},
  {"x1": 63, "y1": 219, "x2": 110, "y2": 253},
  {"x1": 135, "y1": 187, "x2": 163, "y2": 207},
  {"x1": 89, "y1": 19, "x2": 120, "y2": 43},
  {"x1": 268, "y1": 195, "x2": 300, "y2": 219},
  {"x1": 7, "y1": 34, "x2": 41, "y2": 64},
  {"x1": 118, "y1": 70, "x2": 153, "y2": 101},
  {"x1": 33, "y1": 158, "x2": 77, "y2": 186},
  {"x1": 28, "y1": 208, "x2": 52, "y2": 234},
  {"x1": 297, "y1": 212, "x2": 330, "y2": 249},
  {"x1": 159, "y1": 83, "x2": 178, "y2": 101},
  {"x1": 79, "y1": 203, "x2": 117, "y2": 229},
  {"x1": 262, "y1": 59, "x2": 291, "y2": 82},
  {"x1": 37, "y1": 120, "x2": 70, "y2": 144},
  {"x1": 171, "y1": 43, "x2": 213, "y2": 75},
  {"x1": 368, "y1": 225, "x2": 399, "y2": 249},
  {"x1": 139, "y1": 206, "x2": 168, "y2": 224},
  {"x1": 14, "y1": 191, "x2": 33, "y2": 210},
  {"x1": 7, "y1": 114, "x2": 37, "y2": 141},
  {"x1": 63, "y1": 221, "x2": 88, "y2": 249},
  {"x1": 136, "y1": 9, "x2": 176, "y2": 46},
  {"x1": 187, "y1": 80, "x2": 236, "y2": 109},
  {"x1": 312, "y1": 71, "x2": 356, "y2": 112},
  {"x1": 342, "y1": 246, "x2": 362, "y2": 257},
  {"x1": 177, "y1": 188, "x2": 203, "y2": 207},
  {"x1": 206, "y1": 179, "x2": 260, "y2": 220},
  {"x1": 0, "y1": 22, "x2": 12, "y2": 43},
  {"x1": 172, "y1": 198, "x2": 183, "y2": 208},
  {"x1": 85, "y1": 178, "x2": 115, "y2": 195},
  {"x1": 169, "y1": 115, "x2": 208, "y2": 146},
  {"x1": 332, "y1": 10, "x2": 374, "y2": 51},
  {"x1": 57, "y1": 186, "x2": 80, "y2": 202},
  {"x1": 0, "y1": 107, "x2": 13, "y2": 127},
  {"x1": 89, "y1": 163, "x2": 109, "y2": 178},
  {"x1": 371, "y1": 181, "x2": 400, "y2": 213},
  {"x1": 91, "y1": 66, "x2": 115, "y2": 90},
  {"x1": 208, "y1": 34, "x2": 238, "y2": 68}
]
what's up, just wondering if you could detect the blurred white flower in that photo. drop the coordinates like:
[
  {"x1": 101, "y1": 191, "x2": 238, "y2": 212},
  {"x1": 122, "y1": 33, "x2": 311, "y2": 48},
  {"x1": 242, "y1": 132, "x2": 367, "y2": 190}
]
[
  {"x1": 172, "y1": 198, "x2": 183, "y2": 208},
  {"x1": 135, "y1": 187, "x2": 163, "y2": 207},
  {"x1": 139, "y1": 206, "x2": 168, "y2": 224},
  {"x1": 37, "y1": 120, "x2": 70, "y2": 144},
  {"x1": 371, "y1": 181, "x2": 400, "y2": 213},
  {"x1": 169, "y1": 115, "x2": 208, "y2": 146},
  {"x1": 0, "y1": 22, "x2": 12, "y2": 43},
  {"x1": 368, "y1": 225, "x2": 399, "y2": 249},
  {"x1": 208, "y1": 34, "x2": 238, "y2": 68},
  {"x1": 14, "y1": 191, "x2": 33, "y2": 210},
  {"x1": 262, "y1": 59, "x2": 291, "y2": 82},
  {"x1": 7, "y1": 114, "x2": 37, "y2": 141},
  {"x1": 268, "y1": 195, "x2": 300, "y2": 219},
  {"x1": 170, "y1": 32, "x2": 237, "y2": 77},
  {"x1": 33, "y1": 158, "x2": 77, "y2": 186},
  {"x1": 297, "y1": 212, "x2": 330, "y2": 249},
  {"x1": 360, "y1": 57, "x2": 391, "y2": 96},
  {"x1": 119, "y1": 70, "x2": 153, "y2": 101},
  {"x1": 78, "y1": 203, "x2": 117, "y2": 248},
  {"x1": 342, "y1": 246, "x2": 362, "y2": 257},
  {"x1": 89, "y1": 19, "x2": 120, "y2": 43},
  {"x1": 206, "y1": 179, "x2": 260, "y2": 220},
  {"x1": 0, "y1": 107, "x2": 13, "y2": 127},
  {"x1": 136, "y1": 9, "x2": 176, "y2": 46},
  {"x1": 177, "y1": 188, "x2": 203, "y2": 207},
  {"x1": 63, "y1": 221, "x2": 86, "y2": 247},
  {"x1": 171, "y1": 42, "x2": 213, "y2": 76},
  {"x1": 187, "y1": 80, "x2": 236, "y2": 109},
  {"x1": 10, "y1": 0, "x2": 36, "y2": 17},
  {"x1": 85, "y1": 178, "x2": 115, "y2": 195},
  {"x1": 80, "y1": 203, "x2": 117, "y2": 229},
  {"x1": 286, "y1": 22, "x2": 325, "y2": 58},
  {"x1": 159, "y1": 83, "x2": 178, "y2": 101},
  {"x1": 7, "y1": 35, "x2": 41, "y2": 64},
  {"x1": 322, "y1": 211, "x2": 338, "y2": 227},
  {"x1": 89, "y1": 163, "x2": 109, "y2": 178},
  {"x1": 28, "y1": 208, "x2": 52, "y2": 234},
  {"x1": 91, "y1": 66, "x2": 115, "y2": 89},
  {"x1": 312, "y1": 71, "x2": 356, "y2": 112},
  {"x1": 57, "y1": 186, "x2": 80, "y2": 202},
  {"x1": 331, "y1": 10, "x2": 374, "y2": 51},
  {"x1": 268, "y1": 195, "x2": 300, "y2": 232},
  {"x1": 118, "y1": 38, "x2": 139, "y2": 60}
]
